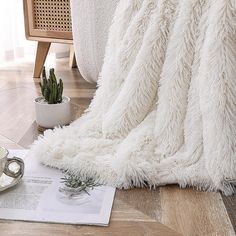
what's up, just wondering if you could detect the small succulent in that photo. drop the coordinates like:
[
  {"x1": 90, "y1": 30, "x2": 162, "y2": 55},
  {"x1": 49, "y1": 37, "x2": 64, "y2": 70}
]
[
  {"x1": 60, "y1": 173, "x2": 101, "y2": 196},
  {"x1": 39, "y1": 67, "x2": 63, "y2": 104}
]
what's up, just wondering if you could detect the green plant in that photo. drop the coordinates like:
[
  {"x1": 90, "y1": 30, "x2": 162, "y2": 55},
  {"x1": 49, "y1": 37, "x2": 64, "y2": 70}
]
[
  {"x1": 60, "y1": 173, "x2": 101, "y2": 195},
  {"x1": 39, "y1": 67, "x2": 63, "y2": 104}
]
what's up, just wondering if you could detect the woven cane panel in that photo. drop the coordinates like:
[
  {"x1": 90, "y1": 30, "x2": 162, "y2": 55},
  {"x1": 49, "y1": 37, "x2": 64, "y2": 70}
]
[{"x1": 33, "y1": 0, "x2": 72, "y2": 32}]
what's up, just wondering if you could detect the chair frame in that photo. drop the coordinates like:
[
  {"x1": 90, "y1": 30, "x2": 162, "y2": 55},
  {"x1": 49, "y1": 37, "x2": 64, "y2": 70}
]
[{"x1": 23, "y1": 0, "x2": 75, "y2": 78}]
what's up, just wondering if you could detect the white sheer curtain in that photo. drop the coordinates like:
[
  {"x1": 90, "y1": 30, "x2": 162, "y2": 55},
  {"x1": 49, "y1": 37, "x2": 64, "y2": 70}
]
[{"x1": 0, "y1": 0, "x2": 36, "y2": 64}]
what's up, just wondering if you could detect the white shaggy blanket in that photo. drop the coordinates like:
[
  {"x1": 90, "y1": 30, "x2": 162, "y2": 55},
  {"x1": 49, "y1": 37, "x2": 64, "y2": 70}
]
[{"x1": 30, "y1": 0, "x2": 236, "y2": 195}]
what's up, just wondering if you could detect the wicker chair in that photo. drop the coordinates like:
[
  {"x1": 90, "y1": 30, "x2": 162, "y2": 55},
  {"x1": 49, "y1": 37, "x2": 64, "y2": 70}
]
[{"x1": 23, "y1": 0, "x2": 75, "y2": 78}]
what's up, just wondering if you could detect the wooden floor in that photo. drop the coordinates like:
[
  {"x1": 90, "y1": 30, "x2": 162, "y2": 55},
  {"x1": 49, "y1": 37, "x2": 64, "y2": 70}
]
[{"x1": 0, "y1": 58, "x2": 235, "y2": 236}]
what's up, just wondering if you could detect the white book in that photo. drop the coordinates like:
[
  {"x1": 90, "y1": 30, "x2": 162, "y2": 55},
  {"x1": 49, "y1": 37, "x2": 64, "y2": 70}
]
[{"x1": 0, "y1": 149, "x2": 116, "y2": 226}]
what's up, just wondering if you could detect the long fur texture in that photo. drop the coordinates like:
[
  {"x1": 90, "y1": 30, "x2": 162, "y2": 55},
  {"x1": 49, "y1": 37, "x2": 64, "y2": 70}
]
[{"x1": 30, "y1": 0, "x2": 236, "y2": 195}]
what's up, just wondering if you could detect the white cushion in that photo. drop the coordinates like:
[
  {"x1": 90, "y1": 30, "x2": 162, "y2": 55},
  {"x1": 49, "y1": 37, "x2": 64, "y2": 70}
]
[{"x1": 70, "y1": 0, "x2": 119, "y2": 83}]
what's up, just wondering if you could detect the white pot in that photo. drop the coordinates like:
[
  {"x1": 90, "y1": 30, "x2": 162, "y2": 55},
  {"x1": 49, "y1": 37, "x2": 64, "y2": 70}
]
[{"x1": 34, "y1": 96, "x2": 71, "y2": 128}]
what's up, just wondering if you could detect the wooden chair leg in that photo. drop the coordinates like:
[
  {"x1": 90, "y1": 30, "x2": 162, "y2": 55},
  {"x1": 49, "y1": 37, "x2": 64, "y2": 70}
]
[
  {"x1": 33, "y1": 41, "x2": 51, "y2": 78},
  {"x1": 69, "y1": 45, "x2": 77, "y2": 68}
]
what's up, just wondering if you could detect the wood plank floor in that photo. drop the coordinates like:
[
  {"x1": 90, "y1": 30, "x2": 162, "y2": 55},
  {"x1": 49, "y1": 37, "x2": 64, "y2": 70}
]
[{"x1": 0, "y1": 57, "x2": 235, "y2": 236}]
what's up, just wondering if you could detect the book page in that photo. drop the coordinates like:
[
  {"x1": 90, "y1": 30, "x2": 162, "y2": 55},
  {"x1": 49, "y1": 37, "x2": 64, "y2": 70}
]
[{"x1": 0, "y1": 150, "x2": 115, "y2": 226}]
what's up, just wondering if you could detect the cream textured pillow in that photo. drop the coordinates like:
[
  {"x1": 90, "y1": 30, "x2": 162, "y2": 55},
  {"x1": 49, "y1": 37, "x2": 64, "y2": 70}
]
[{"x1": 70, "y1": 0, "x2": 119, "y2": 83}]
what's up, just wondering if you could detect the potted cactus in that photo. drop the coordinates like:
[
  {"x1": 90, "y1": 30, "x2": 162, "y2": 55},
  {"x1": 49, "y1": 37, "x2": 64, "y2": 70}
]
[{"x1": 34, "y1": 67, "x2": 71, "y2": 129}]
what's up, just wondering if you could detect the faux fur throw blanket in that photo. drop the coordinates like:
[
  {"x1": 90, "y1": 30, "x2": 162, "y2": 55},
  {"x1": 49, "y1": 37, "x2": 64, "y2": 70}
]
[{"x1": 30, "y1": 0, "x2": 236, "y2": 195}]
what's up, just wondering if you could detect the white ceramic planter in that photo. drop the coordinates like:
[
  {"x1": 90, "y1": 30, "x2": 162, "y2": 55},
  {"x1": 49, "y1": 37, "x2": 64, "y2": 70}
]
[{"x1": 35, "y1": 96, "x2": 71, "y2": 128}]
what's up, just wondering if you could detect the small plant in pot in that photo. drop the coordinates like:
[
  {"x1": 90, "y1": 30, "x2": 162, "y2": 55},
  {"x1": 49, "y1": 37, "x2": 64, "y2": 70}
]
[{"x1": 35, "y1": 67, "x2": 71, "y2": 130}]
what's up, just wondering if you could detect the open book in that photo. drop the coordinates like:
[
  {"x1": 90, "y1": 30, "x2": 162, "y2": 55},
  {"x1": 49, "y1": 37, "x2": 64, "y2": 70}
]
[{"x1": 0, "y1": 150, "x2": 115, "y2": 226}]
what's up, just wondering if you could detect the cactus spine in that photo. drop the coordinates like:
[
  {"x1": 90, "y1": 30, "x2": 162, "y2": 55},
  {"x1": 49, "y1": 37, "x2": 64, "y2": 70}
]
[{"x1": 39, "y1": 67, "x2": 64, "y2": 104}]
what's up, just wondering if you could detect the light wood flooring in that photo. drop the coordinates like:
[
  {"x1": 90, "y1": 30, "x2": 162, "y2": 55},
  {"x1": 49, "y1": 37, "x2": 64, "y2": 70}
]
[{"x1": 0, "y1": 58, "x2": 235, "y2": 236}]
